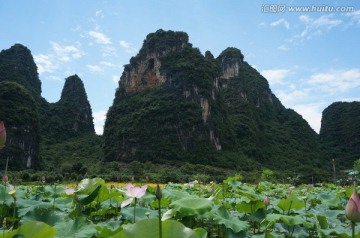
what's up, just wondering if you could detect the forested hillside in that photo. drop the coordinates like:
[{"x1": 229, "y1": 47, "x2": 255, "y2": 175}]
[{"x1": 0, "y1": 30, "x2": 359, "y2": 183}]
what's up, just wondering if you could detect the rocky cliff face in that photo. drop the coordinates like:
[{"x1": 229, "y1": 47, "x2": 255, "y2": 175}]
[
  {"x1": 120, "y1": 30, "x2": 190, "y2": 93},
  {"x1": 0, "y1": 44, "x2": 95, "y2": 169},
  {"x1": 0, "y1": 45, "x2": 42, "y2": 169},
  {"x1": 0, "y1": 81, "x2": 40, "y2": 169},
  {"x1": 104, "y1": 30, "x2": 326, "y2": 180},
  {"x1": 217, "y1": 47, "x2": 243, "y2": 79}
]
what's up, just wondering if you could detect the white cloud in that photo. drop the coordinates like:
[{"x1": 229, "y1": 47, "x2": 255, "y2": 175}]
[
  {"x1": 308, "y1": 68, "x2": 360, "y2": 93},
  {"x1": 119, "y1": 40, "x2": 137, "y2": 54},
  {"x1": 277, "y1": 45, "x2": 289, "y2": 51},
  {"x1": 95, "y1": 10, "x2": 104, "y2": 18},
  {"x1": 89, "y1": 31, "x2": 112, "y2": 45},
  {"x1": 100, "y1": 61, "x2": 117, "y2": 67},
  {"x1": 292, "y1": 103, "x2": 323, "y2": 133},
  {"x1": 87, "y1": 65, "x2": 103, "y2": 72},
  {"x1": 112, "y1": 75, "x2": 120, "y2": 84},
  {"x1": 297, "y1": 14, "x2": 342, "y2": 40},
  {"x1": 34, "y1": 54, "x2": 57, "y2": 74},
  {"x1": 270, "y1": 18, "x2": 290, "y2": 29},
  {"x1": 345, "y1": 10, "x2": 360, "y2": 26},
  {"x1": 93, "y1": 110, "x2": 107, "y2": 135},
  {"x1": 276, "y1": 89, "x2": 309, "y2": 105},
  {"x1": 100, "y1": 45, "x2": 118, "y2": 57},
  {"x1": 50, "y1": 41, "x2": 84, "y2": 62},
  {"x1": 261, "y1": 69, "x2": 291, "y2": 85}
]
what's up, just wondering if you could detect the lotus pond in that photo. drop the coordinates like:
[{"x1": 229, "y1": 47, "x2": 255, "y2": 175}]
[{"x1": 0, "y1": 176, "x2": 359, "y2": 238}]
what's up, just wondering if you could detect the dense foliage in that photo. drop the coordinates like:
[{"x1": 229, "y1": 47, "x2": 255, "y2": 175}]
[
  {"x1": 40, "y1": 75, "x2": 95, "y2": 143},
  {"x1": 320, "y1": 102, "x2": 360, "y2": 169},
  {"x1": 104, "y1": 30, "x2": 329, "y2": 183},
  {"x1": 0, "y1": 81, "x2": 40, "y2": 169},
  {"x1": 0, "y1": 44, "x2": 41, "y2": 96},
  {"x1": 220, "y1": 61, "x2": 325, "y2": 180},
  {"x1": 0, "y1": 177, "x2": 359, "y2": 237},
  {"x1": 0, "y1": 31, "x2": 359, "y2": 184}
]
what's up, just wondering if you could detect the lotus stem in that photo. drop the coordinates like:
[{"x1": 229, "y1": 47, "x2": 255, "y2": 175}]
[
  {"x1": 158, "y1": 198, "x2": 162, "y2": 238},
  {"x1": 133, "y1": 197, "x2": 137, "y2": 223}
]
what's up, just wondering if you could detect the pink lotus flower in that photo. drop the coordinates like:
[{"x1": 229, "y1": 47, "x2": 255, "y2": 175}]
[
  {"x1": 0, "y1": 121, "x2": 6, "y2": 149},
  {"x1": 65, "y1": 188, "x2": 75, "y2": 195},
  {"x1": 121, "y1": 183, "x2": 147, "y2": 208},
  {"x1": 345, "y1": 190, "x2": 360, "y2": 222}
]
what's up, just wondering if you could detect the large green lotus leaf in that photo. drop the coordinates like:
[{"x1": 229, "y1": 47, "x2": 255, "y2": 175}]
[
  {"x1": 121, "y1": 206, "x2": 159, "y2": 222},
  {"x1": 213, "y1": 205, "x2": 249, "y2": 233},
  {"x1": 193, "y1": 228, "x2": 207, "y2": 238},
  {"x1": 263, "y1": 214, "x2": 312, "y2": 228},
  {"x1": 17, "y1": 200, "x2": 53, "y2": 217},
  {"x1": 21, "y1": 207, "x2": 63, "y2": 226},
  {"x1": 78, "y1": 185, "x2": 102, "y2": 205},
  {"x1": 150, "y1": 196, "x2": 171, "y2": 208},
  {"x1": 277, "y1": 193, "x2": 305, "y2": 212},
  {"x1": 317, "y1": 191, "x2": 342, "y2": 208},
  {"x1": 237, "y1": 189, "x2": 263, "y2": 202},
  {"x1": 236, "y1": 200, "x2": 264, "y2": 214},
  {"x1": 76, "y1": 177, "x2": 105, "y2": 193},
  {"x1": 45, "y1": 185, "x2": 66, "y2": 197},
  {"x1": 110, "y1": 218, "x2": 199, "y2": 238},
  {"x1": 252, "y1": 231, "x2": 283, "y2": 238},
  {"x1": 2, "y1": 221, "x2": 56, "y2": 238},
  {"x1": 162, "y1": 187, "x2": 192, "y2": 201},
  {"x1": 53, "y1": 216, "x2": 97, "y2": 238},
  {"x1": 274, "y1": 222, "x2": 310, "y2": 237},
  {"x1": 170, "y1": 197, "x2": 213, "y2": 216},
  {"x1": 95, "y1": 220, "x2": 123, "y2": 237},
  {"x1": 0, "y1": 186, "x2": 14, "y2": 206},
  {"x1": 97, "y1": 185, "x2": 122, "y2": 203},
  {"x1": 316, "y1": 214, "x2": 329, "y2": 229},
  {"x1": 52, "y1": 197, "x2": 74, "y2": 211}
]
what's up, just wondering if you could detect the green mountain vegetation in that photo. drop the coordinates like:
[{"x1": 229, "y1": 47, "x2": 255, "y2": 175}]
[
  {"x1": 103, "y1": 30, "x2": 327, "y2": 182},
  {"x1": 320, "y1": 101, "x2": 360, "y2": 170},
  {"x1": 0, "y1": 81, "x2": 40, "y2": 169},
  {"x1": 0, "y1": 30, "x2": 359, "y2": 183}
]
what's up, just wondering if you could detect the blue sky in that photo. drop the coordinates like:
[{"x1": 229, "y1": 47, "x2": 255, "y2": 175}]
[{"x1": 1, "y1": 0, "x2": 359, "y2": 134}]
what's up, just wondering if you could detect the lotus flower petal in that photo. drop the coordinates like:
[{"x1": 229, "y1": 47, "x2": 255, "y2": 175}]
[
  {"x1": 124, "y1": 183, "x2": 147, "y2": 198},
  {"x1": 121, "y1": 198, "x2": 134, "y2": 208},
  {"x1": 65, "y1": 188, "x2": 75, "y2": 195}
]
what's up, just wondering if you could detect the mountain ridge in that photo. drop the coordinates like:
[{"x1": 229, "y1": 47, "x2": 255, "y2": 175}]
[
  {"x1": 0, "y1": 30, "x2": 359, "y2": 182},
  {"x1": 103, "y1": 29, "x2": 327, "y2": 181}
]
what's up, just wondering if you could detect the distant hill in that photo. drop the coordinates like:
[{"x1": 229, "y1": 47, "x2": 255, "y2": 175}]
[
  {"x1": 320, "y1": 101, "x2": 360, "y2": 169},
  {"x1": 0, "y1": 44, "x2": 96, "y2": 170},
  {"x1": 0, "y1": 31, "x2": 359, "y2": 183}
]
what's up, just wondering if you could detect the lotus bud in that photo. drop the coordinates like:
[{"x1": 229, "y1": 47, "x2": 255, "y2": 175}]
[
  {"x1": 155, "y1": 184, "x2": 162, "y2": 200},
  {"x1": 2, "y1": 174, "x2": 8, "y2": 183},
  {"x1": 345, "y1": 190, "x2": 360, "y2": 222},
  {"x1": 0, "y1": 121, "x2": 6, "y2": 149},
  {"x1": 264, "y1": 196, "x2": 270, "y2": 206}
]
